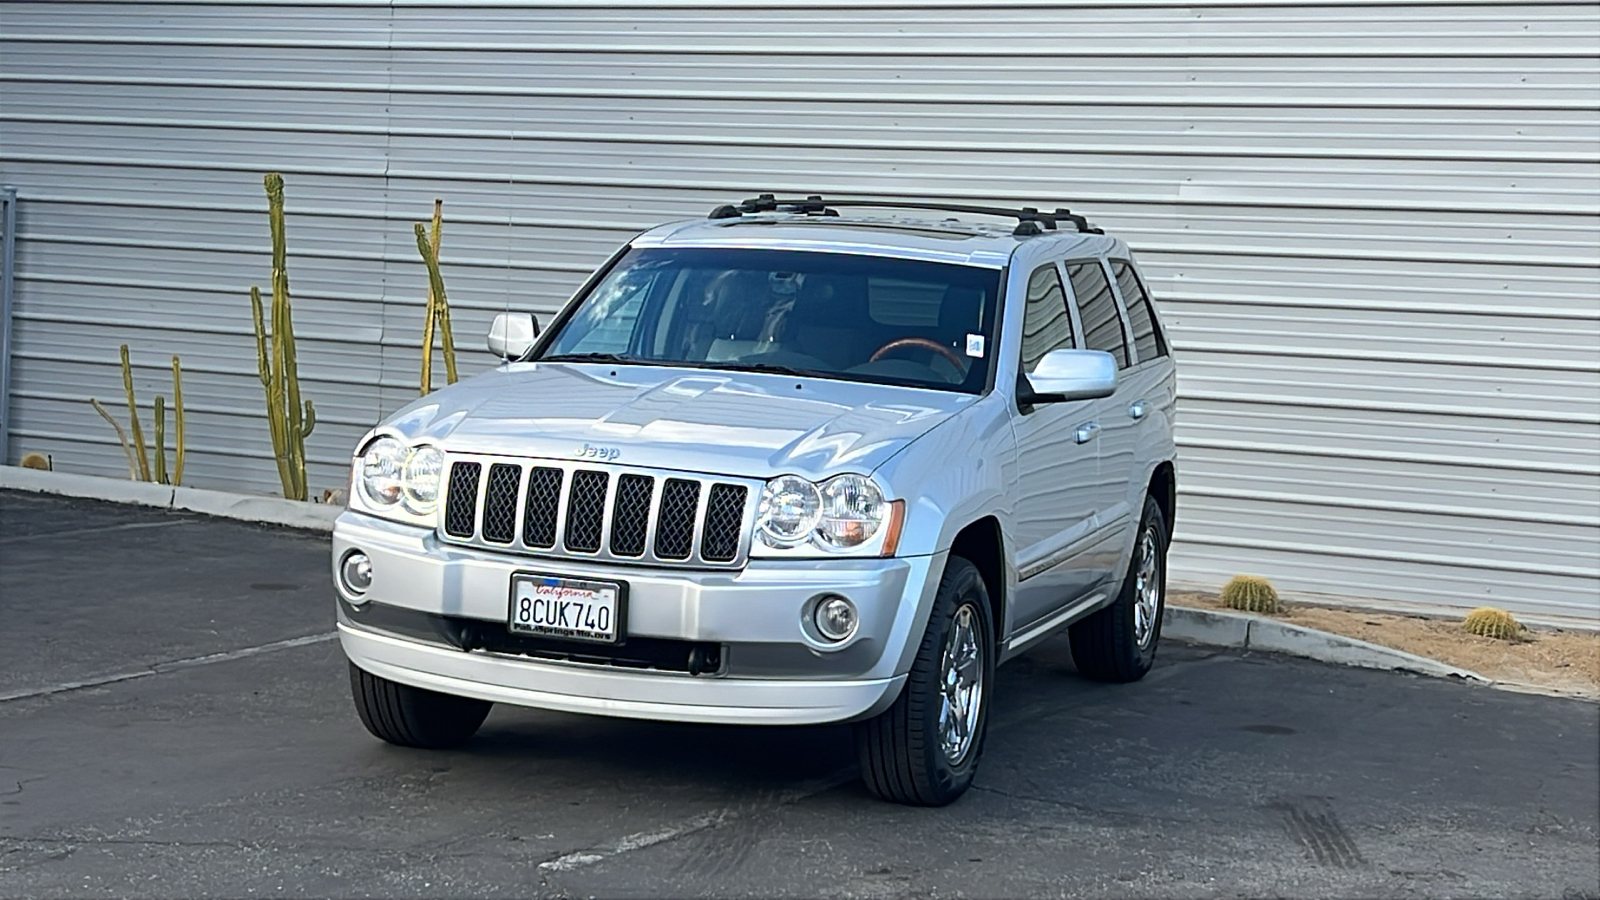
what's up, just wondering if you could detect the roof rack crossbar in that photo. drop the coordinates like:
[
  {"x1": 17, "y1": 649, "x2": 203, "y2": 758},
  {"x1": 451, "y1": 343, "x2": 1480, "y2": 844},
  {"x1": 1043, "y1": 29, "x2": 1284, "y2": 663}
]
[{"x1": 708, "y1": 194, "x2": 1103, "y2": 235}]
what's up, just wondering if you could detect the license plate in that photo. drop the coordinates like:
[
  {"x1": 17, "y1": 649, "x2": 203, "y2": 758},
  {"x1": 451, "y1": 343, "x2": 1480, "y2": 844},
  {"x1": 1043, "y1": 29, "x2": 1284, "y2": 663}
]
[{"x1": 508, "y1": 574, "x2": 625, "y2": 644}]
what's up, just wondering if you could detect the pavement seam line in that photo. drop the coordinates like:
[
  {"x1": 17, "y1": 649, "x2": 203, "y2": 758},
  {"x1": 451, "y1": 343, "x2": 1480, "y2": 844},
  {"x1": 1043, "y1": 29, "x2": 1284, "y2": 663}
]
[
  {"x1": 0, "y1": 632, "x2": 338, "y2": 703},
  {"x1": 539, "y1": 810, "x2": 733, "y2": 872},
  {"x1": 0, "y1": 519, "x2": 197, "y2": 544},
  {"x1": 537, "y1": 769, "x2": 856, "y2": 873}
]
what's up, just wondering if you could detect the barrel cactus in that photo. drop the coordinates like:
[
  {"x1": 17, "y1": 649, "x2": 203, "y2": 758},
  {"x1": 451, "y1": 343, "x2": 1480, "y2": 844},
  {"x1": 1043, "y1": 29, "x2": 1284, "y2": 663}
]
[
  {"x1": 1221, "y1": 575, "x2": 1281, "y2": 614},
  {"x1": 1463, "y1": 607, "x2": 1523, "y2": 641}
]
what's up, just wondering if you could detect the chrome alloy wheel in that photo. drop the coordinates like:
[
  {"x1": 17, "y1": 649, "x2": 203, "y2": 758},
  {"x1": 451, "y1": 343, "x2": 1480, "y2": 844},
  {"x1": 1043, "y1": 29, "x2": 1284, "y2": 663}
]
[
  {"x1": 1132, "y1": 524, "x2": 1162, "y2": 649},
  {"x1": 938, "y1": 604, "x2": 985, "y2": 765}
]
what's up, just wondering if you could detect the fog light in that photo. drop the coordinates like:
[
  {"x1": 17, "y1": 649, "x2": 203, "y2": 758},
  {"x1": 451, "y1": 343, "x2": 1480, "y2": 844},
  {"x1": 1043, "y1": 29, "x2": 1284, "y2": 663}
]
[
  {"x1": 340, "y1": 551, "x2": 372, "y2": 599},
  {"x1": 813, "y1": 594, "x2": 858, "y2": 642}
]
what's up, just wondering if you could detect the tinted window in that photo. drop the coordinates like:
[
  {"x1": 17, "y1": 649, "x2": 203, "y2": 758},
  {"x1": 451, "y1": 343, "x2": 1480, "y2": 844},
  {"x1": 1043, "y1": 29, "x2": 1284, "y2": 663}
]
[
  {"x1": 1018, "y1": 264, "x2": 1073, "y2": 373},
  {"x1": 1112, "y1": 261, "x2": 1165, "y2": 363},
  {"x1": 540, "y1": 248, "x2": 1002, "y2": 394},
  {"x1": 1066, "y1": 261, "x2": 1129, "y2": 369}
]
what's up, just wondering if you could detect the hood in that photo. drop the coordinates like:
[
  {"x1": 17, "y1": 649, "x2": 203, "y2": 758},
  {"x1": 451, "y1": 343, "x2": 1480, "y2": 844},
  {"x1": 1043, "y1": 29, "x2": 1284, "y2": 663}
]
[{"x1": 378, "y1": 362, "x2": 974, "y2": 480}]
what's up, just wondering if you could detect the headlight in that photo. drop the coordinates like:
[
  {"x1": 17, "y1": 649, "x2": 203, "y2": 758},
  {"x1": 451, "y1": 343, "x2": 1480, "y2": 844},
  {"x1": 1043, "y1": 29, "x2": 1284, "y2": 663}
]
[
  {"x1": 401, "y1": 445, "x2": 445, "y2": 513},
  {"x1": 756, "y1": 475, "x2": 822, "y2": 546},
  {"x1": 754, "y1": 473, "x2": 900, "y2": 554},
  {"x1": 359, "y1": 437, "x2": 407, "y2": 507},
  {"x1": 817, "y1": 474, "x2": 885, "y2": 547}
]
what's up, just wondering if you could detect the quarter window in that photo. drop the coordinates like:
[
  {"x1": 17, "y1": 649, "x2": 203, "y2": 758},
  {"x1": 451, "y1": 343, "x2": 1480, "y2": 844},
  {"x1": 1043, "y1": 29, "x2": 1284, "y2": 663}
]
[
  {"x1": 1066, "y1": 261, "x2": 1130, "y2": 368},
  {"x1": 1112, "y1": 261, "x2": 1166, "y2": 363},
  {"x1": 1018, "y1": 264, "x2": 1073, "y2": 373}
]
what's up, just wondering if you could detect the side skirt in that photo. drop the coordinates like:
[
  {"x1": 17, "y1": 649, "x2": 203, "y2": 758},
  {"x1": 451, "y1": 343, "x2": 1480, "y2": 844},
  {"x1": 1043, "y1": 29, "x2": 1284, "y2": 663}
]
[{"x1": 1001, "y1": 591, "x2": 1110, "y2": 660}]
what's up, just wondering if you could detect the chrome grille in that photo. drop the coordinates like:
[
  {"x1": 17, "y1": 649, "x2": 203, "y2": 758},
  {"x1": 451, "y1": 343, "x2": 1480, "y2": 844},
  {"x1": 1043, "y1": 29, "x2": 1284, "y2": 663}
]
[{"x1": 438, "y1": 455, "x2": 757, "y2": 568}]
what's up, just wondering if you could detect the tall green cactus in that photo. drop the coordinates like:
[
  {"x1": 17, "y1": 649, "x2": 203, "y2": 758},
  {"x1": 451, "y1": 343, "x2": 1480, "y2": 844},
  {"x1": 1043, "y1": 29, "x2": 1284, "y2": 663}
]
[
  {"x1": 93, "y1": 344, "x2": 185, "y2": 485},
  {"x1": 153, "y1": 395, "x2": 168, "y2": 486},
  {"x1": 120, "y1": 343, "x2": 152, "y2": 481},
  {"x1": 250, "y1": 172, "x2": 316, "y2": 501},
  {"x1": 171, "y1": 355, "x2": 186, "y2": 486}
]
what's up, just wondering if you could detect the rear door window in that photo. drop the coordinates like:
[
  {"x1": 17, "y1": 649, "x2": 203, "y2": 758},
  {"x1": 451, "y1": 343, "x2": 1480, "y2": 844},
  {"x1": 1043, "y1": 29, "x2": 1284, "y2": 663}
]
[
  {"x1": 1065, "y1": 261, "x2": 1130, "y2": 369},
  {"x1": 1111, "y1": 261, "x2": 1166, "y2": 363}
]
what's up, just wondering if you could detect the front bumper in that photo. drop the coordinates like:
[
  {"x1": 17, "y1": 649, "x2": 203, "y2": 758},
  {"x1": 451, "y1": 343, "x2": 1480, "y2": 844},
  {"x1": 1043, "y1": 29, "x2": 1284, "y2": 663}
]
[{"x1": 333, "y1": 511, "x2": 940, "y2": 725}]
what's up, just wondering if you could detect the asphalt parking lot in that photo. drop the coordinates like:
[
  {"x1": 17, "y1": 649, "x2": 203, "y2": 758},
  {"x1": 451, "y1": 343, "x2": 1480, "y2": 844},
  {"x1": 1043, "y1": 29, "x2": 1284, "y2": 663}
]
[{"x1": 2, "y1": 489, "x2": 1597, "y2": 899}]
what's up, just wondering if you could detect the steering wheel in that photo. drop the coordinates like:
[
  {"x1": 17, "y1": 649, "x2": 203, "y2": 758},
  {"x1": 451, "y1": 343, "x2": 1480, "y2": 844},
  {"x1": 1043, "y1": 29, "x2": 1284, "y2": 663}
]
[{"x1": 869, "y1": 336, "x2": 967, "y2": 372}]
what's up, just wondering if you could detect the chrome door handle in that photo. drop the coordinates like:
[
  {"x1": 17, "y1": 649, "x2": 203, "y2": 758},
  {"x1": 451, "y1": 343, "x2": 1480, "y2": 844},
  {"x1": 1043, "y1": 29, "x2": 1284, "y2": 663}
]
[
  {"x1": 1129, "y1": 400, "x2": 1147, "y2": 420},
  {"x1": 1074, "y1": 422, "x2": 1101, "y2": 444}
]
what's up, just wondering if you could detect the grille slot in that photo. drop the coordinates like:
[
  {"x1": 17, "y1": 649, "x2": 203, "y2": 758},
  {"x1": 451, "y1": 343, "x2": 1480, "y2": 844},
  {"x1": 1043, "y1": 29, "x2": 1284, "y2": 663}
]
[
  {"x1": 521, "y1": 466, "x2": 563, "y2": 549},
  {"x1": 610, "y1": 474, "x2": 654, "y2": 557},
  {"x1": 482, "y1": 464, "x2": 522, "y2": 544},
  {"x1": 701, "y1": 484, "x2": 748, "y2": 562},
  {"x1": 564, "y1": 470, "x2": 609, "y2": 553},
  {"x1": 655, "y1": 478, "x2": 701, "y2": 560},
  {"x1": 444, "y1": 462, "x2": 481, "y2": 538}
]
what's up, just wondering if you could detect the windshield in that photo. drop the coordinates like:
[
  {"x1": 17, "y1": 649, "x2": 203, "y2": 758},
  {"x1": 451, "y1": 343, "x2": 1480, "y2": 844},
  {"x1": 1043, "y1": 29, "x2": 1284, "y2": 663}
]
[{"x1": 537, "y1": 248, "x2": 1003, "y2": 394}]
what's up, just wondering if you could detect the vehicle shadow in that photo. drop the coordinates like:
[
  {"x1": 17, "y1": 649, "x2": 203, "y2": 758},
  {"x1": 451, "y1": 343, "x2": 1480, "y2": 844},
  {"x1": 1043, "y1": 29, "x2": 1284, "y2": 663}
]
[{"x1": 394, "y1": 632, "x2": 1108, "y2": 799}]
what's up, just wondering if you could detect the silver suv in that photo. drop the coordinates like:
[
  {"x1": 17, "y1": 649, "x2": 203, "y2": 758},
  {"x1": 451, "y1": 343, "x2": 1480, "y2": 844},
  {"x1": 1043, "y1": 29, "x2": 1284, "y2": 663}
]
[{"x1": 333, "y1": 196, "x2": 1177, "y2": 805}]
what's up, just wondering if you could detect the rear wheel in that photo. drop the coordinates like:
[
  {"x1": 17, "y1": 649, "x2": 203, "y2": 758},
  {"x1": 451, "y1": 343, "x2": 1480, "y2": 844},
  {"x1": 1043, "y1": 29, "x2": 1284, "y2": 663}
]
[
  {"x1": 349, "y1": 663, "x2": 492, "y2": 749},
  {"x1": 1069, "y1": 495, "x2": 1168, "y2": 683},
  {"x1": 855, "y1": 556, "x2": 994, "y2": 806}
]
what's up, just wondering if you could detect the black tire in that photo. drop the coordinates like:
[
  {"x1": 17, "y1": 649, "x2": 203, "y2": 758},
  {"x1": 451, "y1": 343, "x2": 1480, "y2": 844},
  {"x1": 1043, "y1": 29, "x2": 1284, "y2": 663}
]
[
  {"x1": 855, "y1": 555, "x2": 994, "y2": 806},
  {"x1": 348, "y1": 663, "x2": 492, "y2": 749},
  {"x1": 1070, "y1": 495, "x2": 1168, "y2": 683}
]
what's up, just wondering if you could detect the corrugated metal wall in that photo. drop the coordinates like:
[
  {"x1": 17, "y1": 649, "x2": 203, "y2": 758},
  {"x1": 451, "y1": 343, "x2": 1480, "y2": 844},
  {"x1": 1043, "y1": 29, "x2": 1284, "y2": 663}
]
[{"x1": 2, "y1": 1, "x2": 1596, "y2": 622}]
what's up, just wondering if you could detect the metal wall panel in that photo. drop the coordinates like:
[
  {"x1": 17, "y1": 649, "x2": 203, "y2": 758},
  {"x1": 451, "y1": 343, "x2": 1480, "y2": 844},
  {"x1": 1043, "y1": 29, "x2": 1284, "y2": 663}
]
[{"x1": 1, "y1": 1, "x2": 1595, "y2": 621}]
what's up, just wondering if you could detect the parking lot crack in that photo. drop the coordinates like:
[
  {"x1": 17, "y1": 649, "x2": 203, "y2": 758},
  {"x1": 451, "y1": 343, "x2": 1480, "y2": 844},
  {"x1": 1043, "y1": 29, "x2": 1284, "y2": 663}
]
[
  {"x1": 537, "y1": 768, "x2": 856, "y2": 875},
  {"x1": 0, "y1": 632, "x2": 338, "y2": 703},
  {"x1": 538, "y1": 808, "x2": 736, "y2": 873}
]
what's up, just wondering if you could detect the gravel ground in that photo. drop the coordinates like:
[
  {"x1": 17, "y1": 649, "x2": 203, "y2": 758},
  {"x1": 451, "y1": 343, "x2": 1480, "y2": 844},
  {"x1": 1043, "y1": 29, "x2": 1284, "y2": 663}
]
[{"x1": 1172, "y1": 590, "x2": 1600, "y2": 698}]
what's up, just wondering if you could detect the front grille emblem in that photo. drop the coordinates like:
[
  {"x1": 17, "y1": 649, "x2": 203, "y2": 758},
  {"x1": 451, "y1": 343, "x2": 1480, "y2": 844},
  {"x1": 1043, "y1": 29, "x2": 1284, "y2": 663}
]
[{"x1": 575, "y1": 443, "x2": 621, "y2": 462}]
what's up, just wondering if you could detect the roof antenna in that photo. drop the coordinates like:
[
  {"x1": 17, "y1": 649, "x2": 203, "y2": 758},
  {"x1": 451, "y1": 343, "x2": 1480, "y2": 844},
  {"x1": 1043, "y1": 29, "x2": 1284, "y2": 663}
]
[{"x1": 503, "y1": 128, "x2": 516, "y2": 357}]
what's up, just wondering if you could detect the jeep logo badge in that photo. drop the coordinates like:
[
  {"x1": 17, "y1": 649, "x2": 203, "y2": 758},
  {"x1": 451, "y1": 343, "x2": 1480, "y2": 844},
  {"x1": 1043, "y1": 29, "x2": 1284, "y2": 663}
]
[{"x1": 576, "y1": 443, "x2": 620, "y2": 462}]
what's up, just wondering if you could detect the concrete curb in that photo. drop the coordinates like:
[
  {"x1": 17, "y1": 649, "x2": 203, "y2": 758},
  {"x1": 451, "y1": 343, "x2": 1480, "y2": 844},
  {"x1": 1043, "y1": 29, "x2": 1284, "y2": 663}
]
[
  {"x1": 0, "y1": 466, "x2": 341, "y2": 532},
  {"x1": 1163, "y1": 605, "x2": 1491, "y2": 683}
]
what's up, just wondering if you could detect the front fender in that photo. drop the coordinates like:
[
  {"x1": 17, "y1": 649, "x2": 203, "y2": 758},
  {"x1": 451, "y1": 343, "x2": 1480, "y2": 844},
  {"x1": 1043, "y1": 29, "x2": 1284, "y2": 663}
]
[{"x1": 872, "y1": 397, "x2": 1018, "y2": 675}]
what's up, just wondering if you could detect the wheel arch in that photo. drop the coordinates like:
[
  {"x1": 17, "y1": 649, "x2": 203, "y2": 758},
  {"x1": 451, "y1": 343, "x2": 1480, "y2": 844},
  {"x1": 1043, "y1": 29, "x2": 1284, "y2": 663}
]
[
  {"x1": 1148, "y1": 460, "x2": 1176, "y2": 537},
  {"x1": 948, "y1": 516, "x2": 1006, "y2": 641}
]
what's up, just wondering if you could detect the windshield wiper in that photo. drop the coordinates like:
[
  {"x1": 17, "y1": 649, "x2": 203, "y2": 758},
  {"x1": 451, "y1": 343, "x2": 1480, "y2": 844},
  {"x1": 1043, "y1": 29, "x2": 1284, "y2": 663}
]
[
  {"x1": 694, "y1": 360, "x2": 826, "y2": 379},
  {"x1": 539, "y1": 353, "x2": 684, "y2": 367},
  {"x1": 538, "y1": 352, "x2": 635, "y2": 363},
  {"x1": 540, "y1": 354, "x2": 827, "y2": 379}
]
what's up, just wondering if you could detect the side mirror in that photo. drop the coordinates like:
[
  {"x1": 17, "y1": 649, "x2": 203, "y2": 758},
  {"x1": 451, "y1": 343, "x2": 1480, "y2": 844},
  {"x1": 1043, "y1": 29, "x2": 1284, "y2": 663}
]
[
  {"x1": 487, "y1": 312, "x2": 539, "y2": 361},
  {"x1": 1020, "y1": 349, "x2": 1117, "y2": 404}
]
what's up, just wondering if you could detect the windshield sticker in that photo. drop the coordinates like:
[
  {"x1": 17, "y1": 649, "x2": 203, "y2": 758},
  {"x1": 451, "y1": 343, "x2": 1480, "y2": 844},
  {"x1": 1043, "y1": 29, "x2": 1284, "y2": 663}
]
[{"x1": 966, "y1": 334, "x2": 985, "y2": 358}]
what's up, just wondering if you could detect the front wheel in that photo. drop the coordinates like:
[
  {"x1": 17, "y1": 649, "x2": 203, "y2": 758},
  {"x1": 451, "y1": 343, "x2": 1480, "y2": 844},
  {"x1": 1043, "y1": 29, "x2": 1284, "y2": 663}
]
[
  {"x1": 1069, "y1": 495, "x2": 1168, "y2": 682},
  {"x1": 349, "y1": 663, "x2": 492, "y2": 749},
  {"x1": 855, "y1": 556, "x2": 994, "y2": 806}
]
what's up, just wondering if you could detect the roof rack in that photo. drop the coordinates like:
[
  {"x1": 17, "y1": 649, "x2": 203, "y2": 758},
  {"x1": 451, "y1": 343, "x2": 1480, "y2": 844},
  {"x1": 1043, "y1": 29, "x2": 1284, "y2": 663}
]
[{"x1": 707, "y1": 194, "x2": 1104, "y2": 237}]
